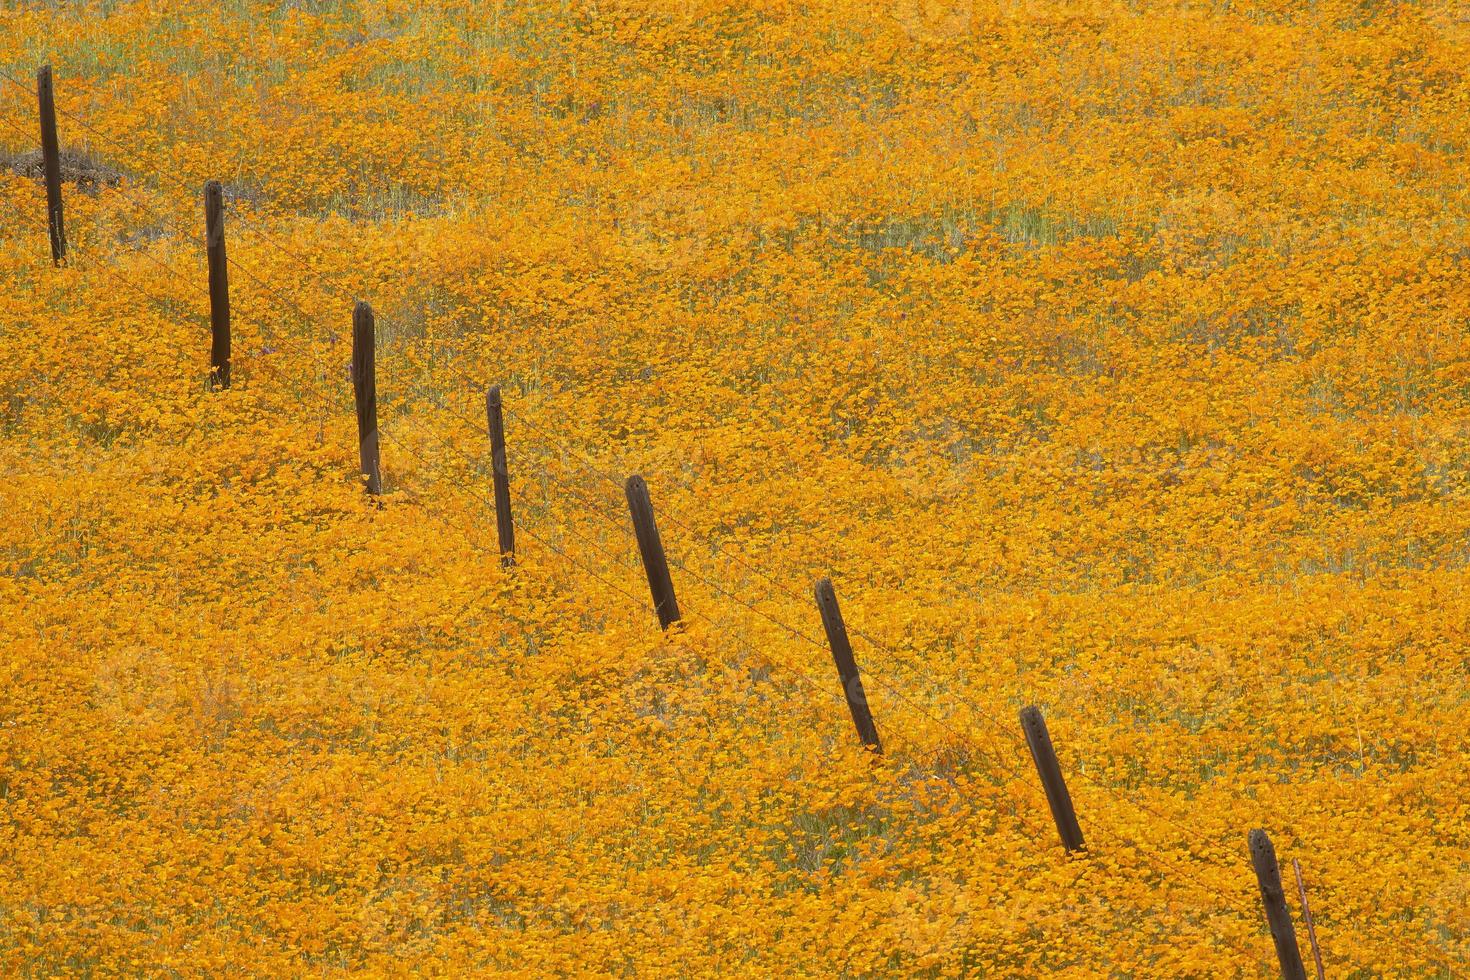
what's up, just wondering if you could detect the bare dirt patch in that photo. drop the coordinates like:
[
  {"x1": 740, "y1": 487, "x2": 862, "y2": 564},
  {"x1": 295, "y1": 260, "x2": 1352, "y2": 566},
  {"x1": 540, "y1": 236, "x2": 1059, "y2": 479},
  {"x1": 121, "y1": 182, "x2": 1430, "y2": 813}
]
[{"x1": 4, "y1": 148, "x2": 122, "y2": 193}]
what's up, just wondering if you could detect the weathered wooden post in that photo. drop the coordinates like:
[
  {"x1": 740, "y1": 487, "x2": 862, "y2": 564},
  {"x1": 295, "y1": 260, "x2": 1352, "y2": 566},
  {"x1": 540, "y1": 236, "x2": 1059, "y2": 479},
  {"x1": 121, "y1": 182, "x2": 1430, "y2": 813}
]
[
  {"x1": 1248, "y1": 830, "x2": 1308, "y2": 980},
  {"x1": 625, "y1": 474, "x2": 680, "y2": 628},
  {"x1": 814, "y1": 578, "x2": 882, "y2": 752},
  {"x1": 203, "y1": 180, "x2": 230, "y2": 388},
  {"x1": 36, "y1": 65, "x2": 65, "y2": 265},
  {"x1": 485, "y1": 385, "x2": 514, "y2": 566},
  {"x1": 1019, "y1": 706, "x2": 1084, "y2": 852},
  {"x1": 351, "y1": 301, "x2": 382, "y2": 494}
]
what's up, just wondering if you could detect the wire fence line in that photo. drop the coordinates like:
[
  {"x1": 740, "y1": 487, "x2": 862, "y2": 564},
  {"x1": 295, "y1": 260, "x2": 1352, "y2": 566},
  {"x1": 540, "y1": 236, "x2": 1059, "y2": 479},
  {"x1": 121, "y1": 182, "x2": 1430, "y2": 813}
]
[
  {"x1": 0, "y1": 78, "x2": 1231, "y2": 810},
  {"x1": 0, "y1": 95, "x2": 1044, "y2": 780},
  {"x1": 0, "y1": 92, "x2": 1196, "y2": 830},
  {"x1": 0, "y1": 68, "x2": 884, "y2": 613},
  {"x1": 1, "y1": 75, "x2": 1343, "y2": 950},
  {"x1": 6, "y1": 207, "x2": 1249, "y2": 931}
]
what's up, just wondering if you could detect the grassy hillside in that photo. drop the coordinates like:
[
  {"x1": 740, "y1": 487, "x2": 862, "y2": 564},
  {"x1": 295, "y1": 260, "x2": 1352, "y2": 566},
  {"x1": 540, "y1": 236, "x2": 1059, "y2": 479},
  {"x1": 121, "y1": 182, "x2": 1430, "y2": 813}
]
[{"x1": 1, "y1": 0, "x2": 1467, "y2": 973}]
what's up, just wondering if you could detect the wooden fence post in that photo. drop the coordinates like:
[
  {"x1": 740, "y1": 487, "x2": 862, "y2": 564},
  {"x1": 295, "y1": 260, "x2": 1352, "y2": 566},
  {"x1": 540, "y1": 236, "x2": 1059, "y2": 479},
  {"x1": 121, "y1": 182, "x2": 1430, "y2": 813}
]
[
  {"x1": 36, "y1": 65, "x2": 65, "y2": 265},
  {"x1": 1248, "y1": 829, "x2": 1308, "y2": 980},
  {"x1": 813, "y1": 578, "x2": 882, "y2": 753},
  {"x1": 203, "y1": 180, "x2": 230, "y2": 389},
  {"x1": 1019, "y1": 706, "x2": 1084, "y2": 852},
  {"x1": 351, "y1": 301, "x2": 382, "y2": 494},
  {"x1": 485, "y1": 385, "x2": 514, "y2": 566},
  {"x1": 1291, "y1": 858, "x2": 1327, "y2": 980},
  {"x1": 625, "y1": 474, "x2": 680, "y2": 628}
]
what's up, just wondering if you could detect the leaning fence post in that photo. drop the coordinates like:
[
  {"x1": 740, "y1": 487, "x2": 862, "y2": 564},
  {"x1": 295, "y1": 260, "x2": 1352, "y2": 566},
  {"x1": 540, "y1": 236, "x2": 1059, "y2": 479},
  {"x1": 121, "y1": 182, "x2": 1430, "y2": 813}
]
[
  {"x1": 203, "y1": 180, "x2": 230, "y2": 389},
  {"x1": 36, "y1": 65, "x2": 65, "y2": 265},
  {"x1": 813, "y1": 578, "x2": 882, "y2": 753},
  {"x1": 485, "y1": 385, "x2": 514, "y2": 566},
  {"x1": 1291, "y1": 858, "x2": 1326, "y2": 980},
  {"x1": 1248, "y1": 830, "x2": 1308, "y2": 980},
  {"x1": 351, "y1": 301, "x2": 382, "y2": 494},
  {"x1": 624, "y1": 474, "x2": 680, "y2": 628},
  {"x1": 1019, "y1": 706, "x2": 1084, "y2": 852}
]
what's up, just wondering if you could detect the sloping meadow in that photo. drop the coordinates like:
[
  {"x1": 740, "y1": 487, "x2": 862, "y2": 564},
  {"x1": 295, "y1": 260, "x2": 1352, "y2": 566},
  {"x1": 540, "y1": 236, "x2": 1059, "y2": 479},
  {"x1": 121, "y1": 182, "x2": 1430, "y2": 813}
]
[{"x1": 0, "y1": 0, "x2": 1467, "y2": 973}]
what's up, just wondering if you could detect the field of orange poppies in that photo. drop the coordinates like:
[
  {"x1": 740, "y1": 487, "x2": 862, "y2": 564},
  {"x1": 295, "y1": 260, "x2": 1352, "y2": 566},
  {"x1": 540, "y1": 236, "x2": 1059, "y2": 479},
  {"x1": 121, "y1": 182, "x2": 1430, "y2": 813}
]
[{"x1": 1, "y1": 0, "x2": 1467, "y2": 974}]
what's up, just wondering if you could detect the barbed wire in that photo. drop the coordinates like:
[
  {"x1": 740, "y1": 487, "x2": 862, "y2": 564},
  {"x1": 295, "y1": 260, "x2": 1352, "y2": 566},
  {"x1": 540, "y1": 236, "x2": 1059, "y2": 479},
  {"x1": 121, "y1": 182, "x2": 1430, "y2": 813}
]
[
  {"x1": 0, "y1": 89, "x2": 1260, "y2": 917},
  {"x1": 1, "y1": 185, "x2": 1249, "y2": 921},
  {"x1": 0, "y1": 95, "x2": 1046, "y2": 782},
  {"x1": 0, "y1": 189, "x2": 876, "y2": 748},
  {"x1": 0, "y1": 98, "x2": 1052, "y2": 785}
]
